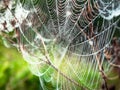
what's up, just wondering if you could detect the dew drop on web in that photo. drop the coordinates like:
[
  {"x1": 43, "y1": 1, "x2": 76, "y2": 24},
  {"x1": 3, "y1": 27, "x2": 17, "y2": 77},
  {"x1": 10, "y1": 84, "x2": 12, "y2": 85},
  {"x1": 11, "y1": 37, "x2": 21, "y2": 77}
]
[{"x1": 99, "y1": 0, "x2": 120, "y2": 20}]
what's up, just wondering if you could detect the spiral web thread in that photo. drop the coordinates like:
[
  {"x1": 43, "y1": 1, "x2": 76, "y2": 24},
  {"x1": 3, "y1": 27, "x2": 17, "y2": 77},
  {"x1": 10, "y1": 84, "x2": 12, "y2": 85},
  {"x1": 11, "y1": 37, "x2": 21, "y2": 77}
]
[{"x1": 0, "y1": 0, "x2": 120, "y2": 90}]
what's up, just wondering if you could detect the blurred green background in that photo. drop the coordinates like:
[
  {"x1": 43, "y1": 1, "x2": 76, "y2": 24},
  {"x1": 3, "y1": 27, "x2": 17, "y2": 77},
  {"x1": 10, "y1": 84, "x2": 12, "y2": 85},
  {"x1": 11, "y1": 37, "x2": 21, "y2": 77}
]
[{"x1": 0, "y1": 38, "x2": 40, "y2": 90}]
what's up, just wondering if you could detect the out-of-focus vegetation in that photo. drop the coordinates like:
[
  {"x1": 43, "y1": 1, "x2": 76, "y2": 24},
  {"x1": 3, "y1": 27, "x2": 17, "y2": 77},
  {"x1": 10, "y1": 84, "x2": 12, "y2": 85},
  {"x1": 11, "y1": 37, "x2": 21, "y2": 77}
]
[{"x1": 0, "y1": 38, "x2": 40, "y2": 90}]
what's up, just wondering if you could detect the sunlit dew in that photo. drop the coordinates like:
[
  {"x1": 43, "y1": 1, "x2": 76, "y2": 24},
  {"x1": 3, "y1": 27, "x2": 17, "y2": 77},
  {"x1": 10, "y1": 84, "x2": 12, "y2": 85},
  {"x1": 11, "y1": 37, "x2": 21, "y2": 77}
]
[
  {"x1": 99, "y1": 0, "x2": 120, "y2": 20},
  {"x1": 15, "y1": 3, "x2": 29, "y2": 24},
  {"x1": 66, "y1": 10, "x2": 71, "y2": 17},
  {"x1": 0, "y1": 1, "x2": 29, "y2": 33},
  {"x1": 88, "y1": 40, "x2": 93, "y2": 46},
  {"x1": 0, "y1": 0, "x2": 120, "y2": 90},
  {"x1": 100, "y1": 6, "x2": 120, "y2": 20}
]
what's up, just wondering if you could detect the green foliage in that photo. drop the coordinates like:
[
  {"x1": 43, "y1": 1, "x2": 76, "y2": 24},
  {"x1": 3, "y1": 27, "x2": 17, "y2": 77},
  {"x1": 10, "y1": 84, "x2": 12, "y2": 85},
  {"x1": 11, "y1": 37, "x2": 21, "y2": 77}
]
[{"x1": 0, "y1": 39, "x2": 40, "y2": 90}]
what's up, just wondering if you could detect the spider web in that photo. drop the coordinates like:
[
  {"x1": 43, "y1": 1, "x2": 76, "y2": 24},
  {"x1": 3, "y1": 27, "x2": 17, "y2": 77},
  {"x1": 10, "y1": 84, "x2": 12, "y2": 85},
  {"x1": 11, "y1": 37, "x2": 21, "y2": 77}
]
[{"x1": 0, "y1": 0, "x2": 120, "y2": 90}]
